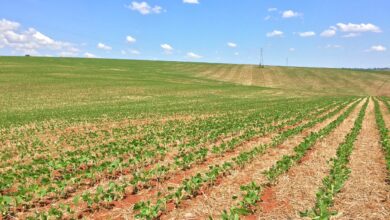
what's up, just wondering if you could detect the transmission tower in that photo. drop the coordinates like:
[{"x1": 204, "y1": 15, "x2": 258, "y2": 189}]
[{"x1": 259, "y1": 48, "x2": 264, "y2": 68}]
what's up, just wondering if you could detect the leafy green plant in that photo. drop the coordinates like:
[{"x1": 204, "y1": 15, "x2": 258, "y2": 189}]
[{"x1": 301, "y1": 98, "x2": 368, "y2": 219}]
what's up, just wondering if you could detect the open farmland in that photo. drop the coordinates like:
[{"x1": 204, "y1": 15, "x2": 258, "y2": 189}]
[{"x1": 0, "y1": 57, "x2": 390, "y2": 219}]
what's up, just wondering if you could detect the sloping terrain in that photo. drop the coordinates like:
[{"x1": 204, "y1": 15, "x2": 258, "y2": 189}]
[
  {"x1": 0, "y1": 57, "x2": 389, "y2": 220},
  {"x1": 185, "y1": 63, "x2": 390, "y2": 96}
]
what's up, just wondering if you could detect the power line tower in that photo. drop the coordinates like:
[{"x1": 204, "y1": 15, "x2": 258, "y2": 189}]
[{"x1": 259, "y1": 48, "x2": 264, "y2": 68}]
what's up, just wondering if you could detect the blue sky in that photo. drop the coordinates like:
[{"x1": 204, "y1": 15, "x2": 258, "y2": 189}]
[{"x1": 0, "y1": 0, "x2": 389, "y2": 68}]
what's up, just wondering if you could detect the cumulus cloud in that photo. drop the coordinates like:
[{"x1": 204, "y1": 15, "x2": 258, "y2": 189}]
[
  {"x1": 0, "y1": 18, "x2": 78, "y2": 55},
  {"x1": 187, "y1": 52, "x2": 202, "y2": 59},
  {"x1": 128, "y1": 1, "x2": 163, "y2": 15},
  {"x1": 227, "y1": 42, "x2": 237, "y2": 48},
  {"x1": 161, "y1": 43, "x2": 173, "y2": 54},
  {"x1": 97, "y1": 42, "x2": 112, "y2": 50},
  {"x1": 266, "y1": 30, "x2": 283, "y2": 37},
  {"x1": 0, "y1": 19, "x2": 20, "y2": 31},
  {"x1": 320, "y1": 28, "x2": 336, "y2": 37},
  {"x1": 298, "y1": 31, "x2": 316, "y2": 37},
  {"x1": 336, "y1": 23, "x2": 381, "y2": 33},
  {"x1": 368, "y1": 45, "x2": 386, "y2": 52},
  {"x1": 282, "y1": 10, "x2": 301, "y2": 18},
  {"x1": 84, "y1": 52, "x2": 96, "y2": 58},
  {"x1": 126, "y1": 35, "x2": 136, "y2": 43},
  {"x1": 183, "y1": 0, "x2": 199, "y2": 4},
  {"x1": 320, "y1": 23, "x2": 381, "y2": 38}
]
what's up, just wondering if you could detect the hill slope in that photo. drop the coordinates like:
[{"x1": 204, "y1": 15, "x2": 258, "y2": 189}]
[
  {"x1": 177, "y1": 63, "x2": 390, "y2": 96},
  {"x1": 0, "y1": 56, "x2": 389, "y2": 126}
]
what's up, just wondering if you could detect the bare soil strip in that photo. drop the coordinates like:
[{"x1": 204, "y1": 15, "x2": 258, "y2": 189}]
[
  {"x1": 252, "y1": 97, "x2": 365, "y2": 219},
  {"x1": 0, "y1": 114, "x2": 204, "y2": 169},
  {"x1": 17, "y1": 103, "x2": 336, "y2": 219},
  {"x1": 160, "y1": 100, "x2": 361, "y2": 219},
  {"x1": 331, "y1": 99, "x2": 390, "y2": 219},
  {"x1": 379, "y1": 99, "x2": 390, "y2": 130},
  {"x1": 86, "y1": 102, "x2": 354, "y2": 220},
  {"x1": 86, "y1": 112, "x2": 322, "y2": 219}
]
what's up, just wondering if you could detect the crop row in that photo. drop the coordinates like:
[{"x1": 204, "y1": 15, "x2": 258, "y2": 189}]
[
  {"x1": 3, "y1": 99, "x2": 349, "y2": 218},
  {"x1": 127, "y1": 99, "x2": 347, "y2": 194},
  {"x1": 18, "y1": 99, "x2": 354, "y2": 219},
  {"x1": 374, "y1": 99, "x2": 390, "y2": 173},
  {"x1": 221, "y1": 98, "x2": 362, "y2": 219},
  {"x1": 380, "y1": 96, "x2": 390, "y2": 112},
  {"x1": 301, "y1": 98, "x2": 368, "y2": 219},
  {"x1": 130, "y1": 99, "x2": 357, "y2": 219}
]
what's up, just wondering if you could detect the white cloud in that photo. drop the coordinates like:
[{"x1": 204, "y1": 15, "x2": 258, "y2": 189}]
[
  {"x1": 97, "y1": 42, "x2": 112, "y2": 50},
  {"x1": 3, "y1": 30, "x2": 26, "y2": 42},
  {"x1": 161, "y1": 43, "x2": 173, "y2": 54},
  {"x1": 128, "y1": 1, "x2": 163, "y2": 15},
  {"x1": 336, "y1": 23, "x2": 381, "y2": 33},
  {"x1": 130, "y1": 49, "x2": 140, "y2": 55},
  {"x1": 126, "y1": 35, "x2": 136, "y2": 43},
  {"x1": 282, "y1": 10, "x2": 301, "y2": 18},
  {"x1": 342, "y1": 33, "x2": 360, "y2": 38},
  {"x1": 268, "y1": 8, "x2": 277, "y2": 12},
  {"x1": 266, "y1": 30, "x2": 283, "y2": 37},
  {"x1": 227, "y1": 42, "x2": 237, "y2": 48},
  {"x1": 187, "y1": 52, "x2": 202, "y2": 59},
  {"x1": 298, "y1": 31, "x2": 316, "y2": 37},
  {"x1": 320, "y1": 28, "x2": 336, "y2": 37},
  {"x1": 0, "y1": 19, "x2": 20, "y2": 31},
  {"x1": 369, "y1": 45, "x2": 386, "y2": 52},
  {"x1": 161, "y1": 43, "x2": 173, "y2": 51},
  {"x1": 0, "y1": 19, "x2": 78, "y2": 55},
  {"x1": 84, "y1": 52, "x2": 96, "y2": 58},
  {"x1": 183, "y1": 0, "x2": 199, "y2": 4}
]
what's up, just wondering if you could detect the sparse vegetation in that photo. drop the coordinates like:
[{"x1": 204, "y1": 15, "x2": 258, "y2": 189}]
[{"x1": 0, "y1": 57, "x2": 389, "y2": 219}]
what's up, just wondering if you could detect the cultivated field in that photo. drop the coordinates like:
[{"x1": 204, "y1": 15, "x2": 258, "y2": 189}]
[{"x1": 0, "y1": 57, "x2": 389, "y2": 219}]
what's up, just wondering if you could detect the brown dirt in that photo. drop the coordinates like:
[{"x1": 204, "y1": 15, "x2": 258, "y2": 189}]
[
  {"x1": 332, "y1": 98, "x2": 390, "y2": 219},
  {"x1": 160, "y1": 100, "x2": 358, "y2": 219},
  {"x1": 16, "y1": 118, "x2": 271, "y2": 218},
  {"x1": 85, "y1": 122, "x2": 295, "y2": 220},
  {"x1": 85, "y1": 104, "x2": 344, "y2": 220},
  {"x1": 259, "y1": 187, "x2": 280, "y2": 213},
  {"x1": 0, "y1": 113, "x2": 204, "y2": 168},
  {"x1": 378, "y1": 99, "x2": 390, "y2": 130},
  {"x1": 254, "y1": 97, "x2": 364, "y2": 219}
]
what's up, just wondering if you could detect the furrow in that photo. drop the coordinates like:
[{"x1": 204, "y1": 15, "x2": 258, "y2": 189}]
[
  {"x1": 16, "y1": 101, "x2": 340, "y2": 218},
  {"x1": 160, "y1": 100, "x2": 360, "y2": 219},
  {"x1": 329, "y1": 99, "x2": 390, "y2": 219},
  {"x1": 252, "y1": 97, "x2": 364, "y2": 219}
]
